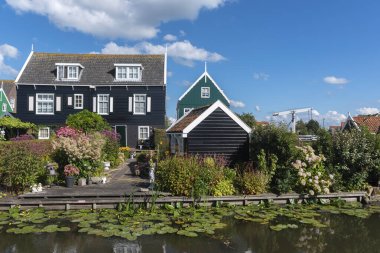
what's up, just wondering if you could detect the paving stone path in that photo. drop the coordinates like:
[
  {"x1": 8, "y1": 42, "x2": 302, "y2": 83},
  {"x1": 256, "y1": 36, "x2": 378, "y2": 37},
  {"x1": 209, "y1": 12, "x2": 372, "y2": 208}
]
[{"x1": 19, "y1": 159, "x2": 150, "y2": 198}]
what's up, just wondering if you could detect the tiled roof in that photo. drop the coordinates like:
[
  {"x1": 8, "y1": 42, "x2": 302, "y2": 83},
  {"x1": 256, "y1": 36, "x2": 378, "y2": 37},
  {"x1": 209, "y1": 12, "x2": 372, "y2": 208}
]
[
  {"x1": 256, "y1": 121, "x2": 269, "y2": 126},
  {"x1": 167, "y1": 105, "x2": 211, "y2": 133},
  {"x1": 353, "y1": 116, "x2": 380, "y2": 133},
  {"x1": 0, "y1": 80, "x2": 16, "y2": 112},
  {"x1": 17, "y1": 52, "x2": 165, "y2": 86}
]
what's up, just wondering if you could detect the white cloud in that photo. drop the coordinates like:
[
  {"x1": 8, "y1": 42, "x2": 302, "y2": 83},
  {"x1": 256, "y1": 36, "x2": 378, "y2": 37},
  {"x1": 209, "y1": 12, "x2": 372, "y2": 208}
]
[
  {"x1": 179, "y1": 30, "x2": 186, "y2": 36},
  {"x1": 323, "y1": 76, "x2": 349, "y2": 85},
  {"x1": 253, "y1": 72, "x2": 269, "y2": 81},
  {"x1": 163, "y1": 34, "x2": 177, "y2": 42},
  {"x1": 356, "y1": 107, "x2": 380, "y2": 115},
  {"x1": 320, "y1": 111, "x2": 347, "y2": 124},
  {"x1": 100, "y1": 41, "x2": 225, "y2": 67},
  {"x1": 6, "y1": 0, "x2": 226, "y2": 40},
  {"x1": 255, "y1": 105, "x2": 260, "y2": 112},
  {"x1": 230, "y1": 100, "x2": 245, "y2": 108},
  {"x1": 0, "y1": 43, "x2": 18, "y2": 76}
]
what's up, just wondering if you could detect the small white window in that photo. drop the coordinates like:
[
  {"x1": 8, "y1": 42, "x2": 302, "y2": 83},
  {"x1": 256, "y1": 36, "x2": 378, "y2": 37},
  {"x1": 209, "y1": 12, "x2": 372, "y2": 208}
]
[
  {"x1": 56, "y1": 63, "x2": 82, "y2": 81},
  {"x1": 38, "y1": 127, "x2": 50, "y2": 140},
  {"x1": 2, "y1": 103, "x2": 6, "y2": 112},
  {"x1": 36, "y1": 93, "x2": 54, "y2": 115},
  {"x1": 97, "y1": 94, "x2": 109, "y2": 115},
  {"x1": 115, "y1": 64, "x2": 142, "y2": 81},
  {"x1": 138, "y1": 126, "x2": 150, "y2": 140},
  {"x1": 74, "y1": 94, "x2": 83, "y2": 109},
  {"x1": 133, "y1": 94, "x2": 146, "y2": 115},
  {"x1": 201, "y1": 87, "x2": 210, "y2": 98},
  {"x1": 184, "y1": 108, "x2": 193, "y2": 115}
]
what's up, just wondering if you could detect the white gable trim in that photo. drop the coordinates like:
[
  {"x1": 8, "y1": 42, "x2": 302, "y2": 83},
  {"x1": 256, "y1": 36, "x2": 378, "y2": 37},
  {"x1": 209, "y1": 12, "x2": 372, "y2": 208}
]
[
  {"x1": 0, "y1": 88, "x2": 13, "y2": 112},
  {"x1": 15, "y1": 50, "x2": 34, "y2": 83},
  {"x1": 166, "y1": 107, "x2": 194, "y2": 132},
  {"x1": 178, "y1": 71, "x2": 230, "y2": 104},
  {"x1": 182, "y1": 100, "x2": 251, "y2": 135},
  {"x1": 342, "y1": 113, "x2": 360, "y2": 131}
]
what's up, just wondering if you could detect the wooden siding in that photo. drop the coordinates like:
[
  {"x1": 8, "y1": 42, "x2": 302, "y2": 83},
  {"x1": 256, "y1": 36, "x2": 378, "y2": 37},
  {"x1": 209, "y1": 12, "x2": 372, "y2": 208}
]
[
  {"x1": 187, "y1": 108, "x2": 249, "y2": 163},
  {"x1": 177, "y1": 75, "x2": 229, "y2": 118},
  {"x1": 16, "y1": 85, "x2": 166, "y2": 147}
]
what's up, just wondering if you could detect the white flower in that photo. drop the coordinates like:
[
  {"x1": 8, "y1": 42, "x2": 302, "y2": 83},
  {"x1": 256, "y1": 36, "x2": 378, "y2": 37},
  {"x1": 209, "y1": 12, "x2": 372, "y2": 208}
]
[
  {"x1": 308, "y1": 179, "x2": 312, "y2": 183},
  {"x1": 306, "y1": 172, "x2": 311, "y2": 177},
  {"x1": 309, "y1": 190, "x2": 315, "y2": 196},
  {"x1": 323, "y1": 188, "x2": 330, "y2": 194},
  {"x1": 317, "y1": 172, "x2": 321, "y2": 177},
  {"x1": 314, "y1": 176, "x2": 319, "y2": 180},
  {"x1": 329, "y1": 174, "x2": 334, "y2": 180},
  {"x1": 301, "y1": 179, "x2": 306, "y2": 186}
]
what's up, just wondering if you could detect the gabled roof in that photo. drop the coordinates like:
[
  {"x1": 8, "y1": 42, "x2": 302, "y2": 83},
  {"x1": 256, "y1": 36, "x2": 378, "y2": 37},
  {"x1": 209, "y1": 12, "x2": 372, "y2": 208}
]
[
  {"x1": 0, "y1": 80, "x2": 16, "y2": 112},
  {"x1": 0, "y1": 80, "x2": 16, "y2": 100},
  {"x1": 178, "y1": 71, "x2": 230, "y2": 103},
  {"x1": 353, "y1": 115, "x2": 380, "y2": 133},
  {"x1": 16, "y1": 52, "x2": 165, "y2": 86},
  {"x1": 342, "y1": 113, "x2": 360, "y2": 131},
  {"x1": 167, "y1": 100, "x2": 251, "y2": 135}
]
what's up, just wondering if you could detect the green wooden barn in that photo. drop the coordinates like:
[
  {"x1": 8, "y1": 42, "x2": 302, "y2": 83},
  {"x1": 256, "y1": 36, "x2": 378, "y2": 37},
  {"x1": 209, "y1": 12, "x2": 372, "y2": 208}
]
[{"x1": 176, "y1": 70, "x2": 230, "y2": 119}]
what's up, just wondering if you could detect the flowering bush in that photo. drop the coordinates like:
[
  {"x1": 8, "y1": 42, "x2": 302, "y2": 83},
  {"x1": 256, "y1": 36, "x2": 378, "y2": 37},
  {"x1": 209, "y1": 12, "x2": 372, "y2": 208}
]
[
  {"x1": 101, "y1": 130, "x2": 121, "y2": 167},
  {"x1": 56, "y1": 126, "x2": 80, "y2": 138},
  {"x1": 292, "y1": 146, "x2": 334, "y2": 195},
  {"x1": 64, "y1": 164, "x2": 79, "y2": 176},
  {"x1": 10, "y1": 134, "x2": 35, "y2": 141},
  {"x1": 52, "y1": 131, "x2": 105, "y2": 177}
]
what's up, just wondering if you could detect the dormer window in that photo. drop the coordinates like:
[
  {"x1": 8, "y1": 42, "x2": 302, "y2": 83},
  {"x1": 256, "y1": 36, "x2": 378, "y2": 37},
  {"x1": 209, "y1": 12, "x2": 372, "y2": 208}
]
[
  {"x1": 56, "y1": 63, "x2": 83, "y2": 81},
  {"x1": 115, "y1": 64, "x2": 142, "y2": 81}
]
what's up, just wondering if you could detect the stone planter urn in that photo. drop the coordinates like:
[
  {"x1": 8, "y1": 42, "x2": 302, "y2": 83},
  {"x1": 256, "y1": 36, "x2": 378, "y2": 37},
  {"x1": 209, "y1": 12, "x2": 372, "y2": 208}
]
[
  {"x1": 65, "y1": 176, "x2": 75, "y2": 188},
  {"x1": 103, "y1": 161, "x2": 111, "y2": 171}
]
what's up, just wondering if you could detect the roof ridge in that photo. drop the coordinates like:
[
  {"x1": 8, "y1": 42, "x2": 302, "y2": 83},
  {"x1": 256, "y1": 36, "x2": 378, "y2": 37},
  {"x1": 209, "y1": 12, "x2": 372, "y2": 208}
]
[{"x1": 34, "y1": 52, "x2": 164, "y2": 57}]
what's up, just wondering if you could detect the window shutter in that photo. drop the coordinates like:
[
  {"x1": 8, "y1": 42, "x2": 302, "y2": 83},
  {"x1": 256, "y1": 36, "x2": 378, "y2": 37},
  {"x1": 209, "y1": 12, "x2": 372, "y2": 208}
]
[
  {"x1": 28, "y1": 96, "x2": 34, "y2": 111},
  {"x1": 93, "y1": 97, "x2": 97, "y2": 112},
  {"x1": 128, "y1": 97, "x2": 133, "y2": 112},
  {"x1": 67, "y1": 96, "x2": 73, "y2": 106},
  {"x1": 110, "y1": 97, "x2": 114, "y2": 113},
  {"x1": 147, "y1": 97, "x2": 151, "y2": 113},
  {"x1": 56, "y1": 96, "x2": 62, "y2": 112}
]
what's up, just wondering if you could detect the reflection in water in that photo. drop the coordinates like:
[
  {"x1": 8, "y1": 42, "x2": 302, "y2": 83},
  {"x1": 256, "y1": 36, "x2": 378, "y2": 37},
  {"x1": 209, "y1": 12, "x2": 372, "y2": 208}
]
[{"x1": 0, "y1": 213, "x2": 379, "y2": 253}]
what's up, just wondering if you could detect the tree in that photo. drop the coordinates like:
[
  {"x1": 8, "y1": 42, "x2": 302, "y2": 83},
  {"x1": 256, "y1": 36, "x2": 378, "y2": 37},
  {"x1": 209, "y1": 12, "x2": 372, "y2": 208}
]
[
  {"x1": 296, "y1": 120, "x2": 308, "y2": 135},
  {"x1": 306, "y1": 119, "x2": 320, "y2": 134},
  {"x1": 238, "y1": 113, "x2": 256, "y2": 128},
  {"x1": 66, "y1": 109, "x2": 110, "y2": 133}
]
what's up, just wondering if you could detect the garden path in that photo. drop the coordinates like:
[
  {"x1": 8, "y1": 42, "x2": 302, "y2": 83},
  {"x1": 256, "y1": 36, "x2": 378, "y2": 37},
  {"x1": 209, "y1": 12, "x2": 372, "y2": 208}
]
[{"x1": 19, "y1": 159, "x2": 150, "y2": 199}]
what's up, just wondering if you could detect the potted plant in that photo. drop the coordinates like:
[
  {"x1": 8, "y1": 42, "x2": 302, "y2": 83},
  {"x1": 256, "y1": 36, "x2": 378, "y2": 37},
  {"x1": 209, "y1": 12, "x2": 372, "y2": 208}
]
[{"x1": 64, "y1": 164, "x2": 79, "y2": 188}]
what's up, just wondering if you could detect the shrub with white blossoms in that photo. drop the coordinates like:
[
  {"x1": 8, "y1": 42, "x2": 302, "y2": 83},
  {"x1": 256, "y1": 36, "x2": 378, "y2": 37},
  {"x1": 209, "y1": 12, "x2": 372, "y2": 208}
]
[{"x1": 292, "y1": 145, "x2": 334, "y2": 196}]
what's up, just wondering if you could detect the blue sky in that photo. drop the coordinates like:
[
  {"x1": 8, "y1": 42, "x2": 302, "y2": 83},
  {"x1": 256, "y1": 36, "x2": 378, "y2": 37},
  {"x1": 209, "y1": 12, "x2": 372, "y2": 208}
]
[{"x1": 1, "y1": 0, "x2": 380, "y2": 126}]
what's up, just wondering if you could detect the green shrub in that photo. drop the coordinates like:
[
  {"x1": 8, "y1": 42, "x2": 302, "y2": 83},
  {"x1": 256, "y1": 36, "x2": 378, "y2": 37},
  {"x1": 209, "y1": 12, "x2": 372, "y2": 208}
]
[
  {"x1": 156, "y1": 156, "x2": 233, "y2": 198},
  {"x1": 236, "y1": 170, "x2": 270, "y2": 195},
  {"x1": 101, "y1": 130, "x2": 121, "y2": 168},
  {"x1": 66, "y1": 109, "x2": 110, "y2": 133},
  {"x1": 153, "y1": 128, "x2": 169, "y2": 160},
  {"x1": 0, "y1": 141, "x2": 51, "y2": 193}
]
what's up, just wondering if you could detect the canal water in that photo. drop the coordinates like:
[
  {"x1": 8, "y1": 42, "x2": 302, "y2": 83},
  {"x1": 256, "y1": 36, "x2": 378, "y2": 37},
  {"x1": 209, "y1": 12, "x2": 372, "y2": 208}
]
[{"x1": 0, "y1": 213, "x2": 379, "y2": 253}]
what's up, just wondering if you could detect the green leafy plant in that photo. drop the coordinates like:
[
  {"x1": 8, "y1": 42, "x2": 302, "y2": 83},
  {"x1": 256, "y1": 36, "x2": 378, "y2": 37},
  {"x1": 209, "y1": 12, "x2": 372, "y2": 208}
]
[{"x1": 66, "y1": 109, "x2": 110, "y2": 133}]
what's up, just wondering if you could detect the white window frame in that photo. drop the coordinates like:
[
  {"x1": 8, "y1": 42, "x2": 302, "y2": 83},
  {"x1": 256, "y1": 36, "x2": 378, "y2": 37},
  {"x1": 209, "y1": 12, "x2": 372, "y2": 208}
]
[
  {"x1": 97, "y1": 94, "x2": 109, "y2": 115},
  {"x1": 2, "y1": 103, "x2": 6, "y2": 112},
  {"x1": 36, "y1": 93, "x2": 55, "y2": 115},
  {"x1": 138, "y1": 126, "x2": 150, "y2": 140},
  {"x1": 133, "y1": 94, "x2": 146, "y2": 115},
  {"x1": 184, "y1": 108, "x2": 193, "y2": 115},
  {"x1": 38, "y1": 127, "x2": 50, "y2": 140},
  {"x1": 115, "y1": 64, "x2": 142, "y2": 81},
  {"x1": 55, "y1": 63, "x2": 83, "y2": 81},
  {"x1": 201, "y1": 87, "x2": 210, "y2": 98},
  {"x1": 67, "y1": 66, "x2": 79, "y2": 80},
  {"x1": 74, "y1": 94, "x2": 84, "y2": 109}
]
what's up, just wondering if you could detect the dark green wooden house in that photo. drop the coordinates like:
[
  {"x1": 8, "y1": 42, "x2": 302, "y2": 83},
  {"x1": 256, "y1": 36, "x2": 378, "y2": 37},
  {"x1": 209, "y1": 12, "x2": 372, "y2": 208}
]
[{"x1": 176, "y1": 70, "x2": 230, "y2": 119}]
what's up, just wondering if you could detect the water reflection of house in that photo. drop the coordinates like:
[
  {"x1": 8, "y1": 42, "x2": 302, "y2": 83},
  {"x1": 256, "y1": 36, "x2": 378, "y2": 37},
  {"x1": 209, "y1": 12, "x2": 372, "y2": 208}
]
[{"x1": 113, "y1": 242, "x2": 142, "y2": 253}]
